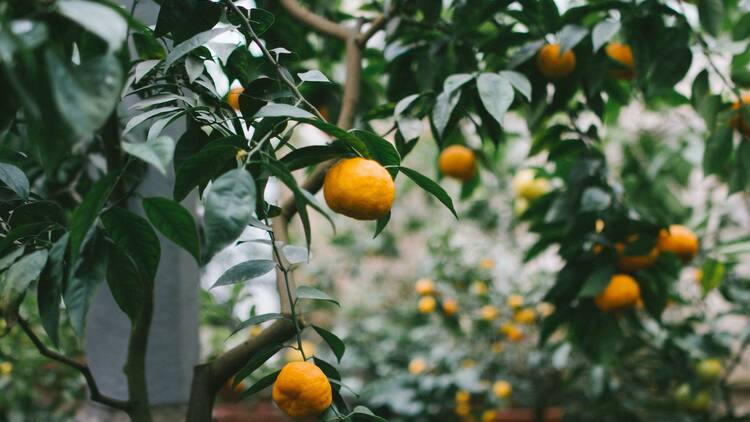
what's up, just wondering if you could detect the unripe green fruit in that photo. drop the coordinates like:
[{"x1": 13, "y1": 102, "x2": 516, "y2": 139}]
[{"x1": 695, "y1": 358, "x2": 722, "y2": 382}]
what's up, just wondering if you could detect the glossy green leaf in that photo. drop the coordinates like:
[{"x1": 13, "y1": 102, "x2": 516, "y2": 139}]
[
  {"x1": 164, "y1": 27, "x2": 231, "y2": 69},
  {"x1": 142, "y1": 197, "x2": 200, "y2": 262},
  {"x1": 203, "y1": 169, "x2": 256, "y2": 260},
  {"x1": 105, "y1": 241, "x2": 145, "y2": 320},
  {"x1": 230, "y1": 313, "x2": 284, "y2": 337},
  {"x1": 37, "y1": 234, "x2": 68, "y2": 347},
  {"x1": 477, "y1": 73, "x2": 514, "y2": 126},
  {"x1": 295, "y1": 285, "x2": 340, "y2": 307},
  {"x1": 238, "y1": 369, "x2": 280, "y2": 398},
  {"x1": 0, "y1": 163, "x2": 29, "y2": 200},
  {"x1": 592, "y1": 20, "x2": 621, "y2": 52},
  {"x1": 1, "y1": 250, "x2": 48, "y2": 320},
  {"x1": 233, "y1": 343, "x2": 283, "y2": 388},
  {"x1": 398, "y1": 167, "x2": 458, "y2": 218},
  {"x1": 122, "y1": 136, "x2": 175, "y2": 175},
  {"x1": 312, "y1": 325, "x2": 345, "y2": 362},
  {"x1": 69, "y1": 172, "x2": 119, "y2": 263},
  {"x1": 57, "y1": 0, "x2": 127, "y2": 51},
  {"x1": 101, "y1": 207, "x2": 161, "y2": 282},
  {"x1": 211, "y1": 259, "x2": 276, "y2": 288}
]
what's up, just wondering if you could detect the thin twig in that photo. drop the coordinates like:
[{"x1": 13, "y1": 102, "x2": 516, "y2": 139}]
[
  {"x1": 224, "y1": 0, "x2": 327, "y2": 122},
  {"x1": 17, "y1": 317, "x2": 132, "y2": 411}
]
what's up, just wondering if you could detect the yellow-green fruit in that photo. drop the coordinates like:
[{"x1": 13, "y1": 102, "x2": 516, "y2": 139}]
[
  {"x1": 689, "y1": 390, "x2": 711, "y2": 412},
  {"x1": 673, "y1": 383, "x2": 691, "y2": 405},
  {"x1": 512, "y1": 169, "x2": 550, "y2": 201},
  {"x1": 695, "y1": 359, "x2": 722, "y2": 382}
]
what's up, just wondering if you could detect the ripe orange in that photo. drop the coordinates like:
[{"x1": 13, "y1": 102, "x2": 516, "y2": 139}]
[
  {"x1": 537, "y1": 44, "x2": 576, "y2": 79},
  {"x1": 605, "y1": 43, "x2": 635, "y2": 80},
  {"x1": 480, "y1": 305, "x2": 498, "y2": 321},
  {"x1": 408, "y1": 357, "x2": 427, "y2": 375},
  {"x1": 226, "y1": 87, "x2": 244, "y2": 110},
  {"x1": 438, "y1": 145, "x2": 477, "y2": 181},
  {"x1": 615, "y1": 240, "x2": 659, "y2": 272},
  {"x1": 514, "y1": 308, "x2": 536, "y2": 324},
  {"x1": 512, "y1": 169, "x2": 551, "y2": 201},
  {"x1": 657, "y1": 225, "x2": 699, "y2": 263},
  {"x1": 594, "y1": 274, "x2": 641, "y2": 312},
  {"x1": 323, "y1": 158, "x2": 396, "y2": 220},
  {"x1": 730, "y1": 94, "x2": 750, "y2": 136},
  {"x1": 272, "y1": 361, "x2": 332, "y2": 418},
  {"x1": 415, "y1": 278, "x2": 435, "y2": 295},
  {"x1": 493, "y1": 380, "x2": 512, "y2": 399},
  {"x1": 418, "y1": 296, "x2": 437, "y2": 314},
  {"x1": 442, "y1": 298, "x2": 459, "y2": 316}
]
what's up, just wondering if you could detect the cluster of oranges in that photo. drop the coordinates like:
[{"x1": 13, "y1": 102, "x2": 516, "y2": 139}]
[
  {"x1": 594, "y1": 224, "x2": 699, "y2": 312},
  {"x1": 453, "y1": 380, "x2": 513, "y2": 422},
  {"x1": 536, "y1": 42, "x2": 634, "y2": 80},
  {"x1": 415, "y1": 278, "x2": 460, "y2": 316}
]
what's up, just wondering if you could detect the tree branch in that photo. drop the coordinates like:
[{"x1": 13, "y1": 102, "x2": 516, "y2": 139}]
[
  {"x1": 17, "y1": 317, "x2": 132, "y2": 412},
  {"x1": 185, "y1": 319, "x2": 297, "y2": 422},
  {"x1": 225, "y1": 0, "x2": 327, "y2": 122},
  {"x1": 278, "y1": 0, "x2": 352, "y2": 41}
]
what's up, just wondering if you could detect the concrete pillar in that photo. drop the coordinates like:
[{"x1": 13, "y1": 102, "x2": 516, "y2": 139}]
[{"x1": 78, "y1": 1, "x2": 200, "y2": 419}]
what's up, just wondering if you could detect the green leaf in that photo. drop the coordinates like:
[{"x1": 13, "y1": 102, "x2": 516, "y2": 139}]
[
  {"x1": 312, "y1": 325, "x2": 345, "y2": 362},
  {"x1": 578, "y1": 267, "x2": 614, "y2": 297},
  {"x1": 123, "y1": 106, "x2": 181, "y2": 135},
  {"x1": 69, "y1": 172, "x2": 119, "y2": 263},
  {"x1": 295, "y1": 285, "x2": 340, "y2": 307},
  {"x1": 351, "y1": 129, "x2": 401, "y2": 177},
  {"x1": 398, "y1": 167, "x2": 458, "y2": 218},
  {"x1": 432, "y1": 89, "x2": 461, "y2": 138},
  {"x1": 9, "y1": 201, "x2": 66, "y2": 228},
  {"x1": 263, "y1": 162, "x2": 314, "y2": 250},
  {"x1": 733, "y1": 13, "x2": 750, "y2": 40},
  {"x1": 230, "y1": 313, "x2": 284, "y2": 337},
  {"x1": 56, "y1": 0, "x2": 127, "y2": 51},
  {"x1": 443, "y1": 73, "x2": 474, "y2": 93},
  {"x1": 255, "y1": 103, "x2": 315, "y2": 119},
  {"x1": 239, "y1": 369, "x2": 280, "y2": 398},
  {"x1": 498, "y1": 70, "x2": 532, "y2": 102},
  {"x1": 37, "y1": 234, "x2": 68, "y2": 347},
  {"x1": 46, "y1": 51, "x2": 123, "y2": 139},
  {"x1": 101, "y1": 207, "x2": 161, "y2": 282},
  {"x1": 211, "y1": 259, "x2": 276, "y2": 288},
  {"x1": 701, "y1": 258, "x2": 725, "y2": 295},
  {"x1": 697, "y1": 0, "x2": 723, "y2": 37},
  {"x1": 105, "y1": 241, "x2": 145, "y2": 320},
  {"x1": 203, "y1": 169, "x2": 256, "y2": 260},
  {"x1": 122, "y1": 136, "x2": 175, "y2": 175},
  {"x1": 592, "y1": 20, "x2": 621, "y2": 52},
  {"x1": 297, "y1": 70, "x2": 330, "y2": 83},
  {"x1": 164, "y1": 27, "x2": 232, "y2": 69},
  {"x1": 580, "y1": 187, "x2": 611, "y2": 212},
  {"x1": 294, "y1": 119, "x2": 368, "y2": 155},
  {"x1": 133, "y1": 31, "x2": 166, "y2": 60},
  {"x1": 65, "y1": 230, "x2": 107, "y2": 337},
  {"x1": 280, "y1": 144, "x2": 350, "y2": 171},
  {"x1": 373, "y1": 212, "x2": 390, "y2": 239},
  {"x1": 233, "y1": 343, "x2": 283, "y2": 388},
  {"x1": 1, "y1": 250, "x2": 48, "y2": 320},
  {"x1": 703, "y1": 125, "x2": 733, "y2": 176},
  {"x1": 0, "y1": 163, "x2": 29, "y2": 199},
  {"x1": 142, "y1": 197, "x2": 200, "y2": 262},
  {"x1": 477, "y1": 73, "x2": 514, "y2": 126},
  {"x1": 0, "y1": 248, "x2": 24, "y2": 272},
  {"x1": 349, "y1": 406, "x2": 388, "y2": 422},
  {"x1": 558, "y1": 24, "x2": 588, "y2": 53},
  {"x1": 173, "y1": 137, "x2": 244, "y2": 201}
]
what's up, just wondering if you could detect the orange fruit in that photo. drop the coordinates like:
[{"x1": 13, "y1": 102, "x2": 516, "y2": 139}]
[
  {"x1": 442, "y1": 298, "x2": 459, "y2": 316},
  {"x1": 605, "y1": 43, "x2": 635, "y2": 80},
  {"x1": 657, "y1": 225, "x2": 699, "y2": 263},
  {"x1": 408, "y1": 357, "x2": 427, "y2": 375},
  {"x1": 272, "y1": 361, "x2": 332, "y2": 418},
  {"x1": 438, "y1": 145, "x2": 477, "y2": 181},
  {"x1": 418, "y1": 296, "x2": 437, "y2": 314},
  {"x1": 506, "y1": 294, "x2": 524, "y2": 309},
  {"x1": 731, "y1": 94, "x2": 750, "y2": 136},
  {"x1": 480, "y1": 305, "x2": 498, "y2": 321},
  {"x1": 500, "y1": 323, "x2": 524, "y2": 342},
  {"x1": 615, "y1": 240, "x2": 659, "y2": 272},
  {"x1": 323, "y1": 158, "x2": 396, "y2": 220},
  {"x1": 512, "y1": 169, "x2": 550, "y2": 201},
  {"x1": 492, "y1": 380, "x2": 512, "y2": 399},
  {"x1": 537, "y1": 44, "x2": 576, "y2": 79},
  {"x1": 226, "y1": 87, "x2": 244, "y2": 110},
  {"x1": 594, "y1": 274, "x2": 641, "y2": 312},
  {"x1": 514, "y1": 308, "x2": 536, "y2": 324},
  {"x1": 415, "y1": 278, "x2": 435, "y2": 295}
]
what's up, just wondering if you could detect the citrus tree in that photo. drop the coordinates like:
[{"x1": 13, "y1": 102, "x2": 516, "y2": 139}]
[{"x1": 1, "y1": 0, "x2": 750, "y2": 421}]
